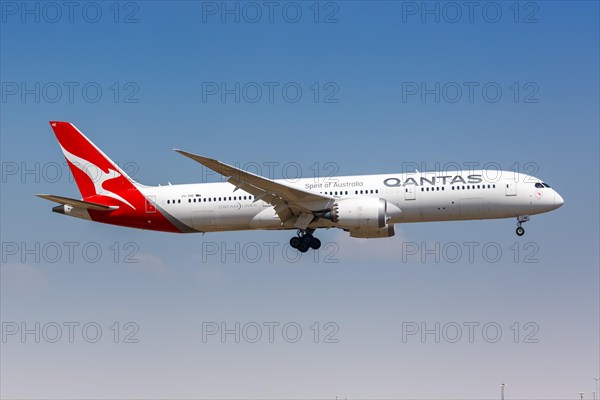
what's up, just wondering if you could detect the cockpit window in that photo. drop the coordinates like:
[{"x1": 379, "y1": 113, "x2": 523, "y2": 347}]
[
  {"x1": 535, "y1": 182, "x2": 544, "y2": 188},
  {"x1": 542, "y1": 182, "x2": 551, "y2": 188}
]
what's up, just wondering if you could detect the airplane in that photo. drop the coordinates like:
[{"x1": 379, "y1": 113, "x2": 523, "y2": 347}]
[{"x1": 37, "y1": 121, "x2": 564, "y2": 252}]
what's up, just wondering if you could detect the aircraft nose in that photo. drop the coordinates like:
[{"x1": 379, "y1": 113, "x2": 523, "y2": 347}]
[{"x1": 554, "y1": 192, "x2": 564, "y2": 209}]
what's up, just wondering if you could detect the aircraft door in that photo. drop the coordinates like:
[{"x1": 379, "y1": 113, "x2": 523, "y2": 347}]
[
  {"x1": 404, "y1": 185, "x2": 416, "y2": 200},
  {"x1": 145, "y1": 196, "x2": 157, "y2": 213},
  {"x1": 505, "y1": 181, "x2": 517, "y2": 196}
]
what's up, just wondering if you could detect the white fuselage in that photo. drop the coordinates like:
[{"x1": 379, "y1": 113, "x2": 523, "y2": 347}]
[{"x1": 138, "y1": 170, "x2": 563, "y2": 233}]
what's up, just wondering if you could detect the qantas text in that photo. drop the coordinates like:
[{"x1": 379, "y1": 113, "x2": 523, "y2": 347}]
[{"x1": 384, "y1": 174, "x2": 483, "y2": 187}]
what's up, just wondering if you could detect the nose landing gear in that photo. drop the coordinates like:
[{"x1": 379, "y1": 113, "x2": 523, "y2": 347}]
[
  {"x1": 289, "y1": 229, "x2": 321, "y2": 252},
  {"x1": 516, "y1": 215, "x2": 530, "y2": 236}
]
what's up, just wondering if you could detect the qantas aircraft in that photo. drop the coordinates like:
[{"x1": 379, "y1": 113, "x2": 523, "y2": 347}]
[{"x1": 37, "y1": 122, "x2": 564, "y2": 252}]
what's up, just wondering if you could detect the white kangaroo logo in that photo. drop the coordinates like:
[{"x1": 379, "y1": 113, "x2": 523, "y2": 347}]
[{"x1": 60, "y1": 145, "x2": 136, "y2": 210}]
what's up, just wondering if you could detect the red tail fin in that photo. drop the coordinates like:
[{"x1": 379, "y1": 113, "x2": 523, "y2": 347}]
[{"x1": 49, "y1": 121, "x2": 138, "y2": 209}]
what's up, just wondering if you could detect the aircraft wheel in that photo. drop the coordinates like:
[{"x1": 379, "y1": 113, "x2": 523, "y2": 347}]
[
  {"x1": 516, "y1": 227, "x2": 525, "y2": 236},
  {"x1": 302, "y1": 233, "x2": 314, "y2": 244},
  {"x1": 310, "y1": 237, "x2": 321, "y2": 250},
  {"x1": 290, "y1": 236, "x2": 300, "y2": 248},
  {"x1": 297, "y1": 241, "x2": 309, "y2": 253}
]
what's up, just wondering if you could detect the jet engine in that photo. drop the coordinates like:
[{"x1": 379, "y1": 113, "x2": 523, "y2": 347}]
[{"x1": 329, "y1": 197, "x2": 401, "y2": 235}]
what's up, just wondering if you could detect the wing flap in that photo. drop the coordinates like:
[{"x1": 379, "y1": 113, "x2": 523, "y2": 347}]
[
  {"x1": 175, "y1": 149, "x2": 335, "y2": 226},
  {"x1": 174, "y1": 150, "x2": 333, "y2": 205}
]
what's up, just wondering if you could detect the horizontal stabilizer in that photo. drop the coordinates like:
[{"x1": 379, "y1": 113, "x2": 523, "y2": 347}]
[{"x1": 35, "y1": 194, "x2": 119, "y2": 211}]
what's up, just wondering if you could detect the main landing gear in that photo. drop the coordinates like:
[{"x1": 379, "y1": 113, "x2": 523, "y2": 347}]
[
  {"x1": 289, "y1": 229, "x2": 321, "y2": 253},
  {"x1": 516, "y1": 215, "x2": 530, "y2": 236}
]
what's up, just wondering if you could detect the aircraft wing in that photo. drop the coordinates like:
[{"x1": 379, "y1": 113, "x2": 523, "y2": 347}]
[
  {"x1": 36, "y1": 194, "x2": 119, "y2": 211},
  {"x1": 174, "y1": 150, "x2": 335, "y2": 227}
]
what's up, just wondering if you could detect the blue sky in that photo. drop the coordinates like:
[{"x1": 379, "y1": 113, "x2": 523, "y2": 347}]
[{"x1": 1, "y1": 1, "x2": 599, "y2": 398}]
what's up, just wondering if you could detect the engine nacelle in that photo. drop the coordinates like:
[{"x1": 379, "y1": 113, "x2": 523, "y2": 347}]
[
  {"x1": 348, "y1": 224, "x2": 395, "y2": 238},
  {"x1": 332, "y1": 197, "x2": 390, "y2": 230}
]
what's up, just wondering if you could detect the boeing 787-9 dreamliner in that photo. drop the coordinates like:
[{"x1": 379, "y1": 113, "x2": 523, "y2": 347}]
[{"x1": 37, "y1": 122, "x2": 564, "y2": 252}]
